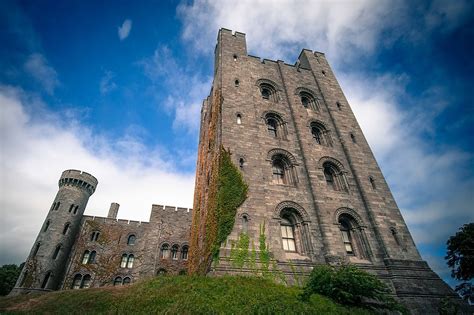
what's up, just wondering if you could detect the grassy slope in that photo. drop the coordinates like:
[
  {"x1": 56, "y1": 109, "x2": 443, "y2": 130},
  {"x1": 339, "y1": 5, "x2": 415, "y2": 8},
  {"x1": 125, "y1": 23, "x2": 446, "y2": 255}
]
[{"x1": 0, "y1": 276, "x2": 370, "y2": 314}]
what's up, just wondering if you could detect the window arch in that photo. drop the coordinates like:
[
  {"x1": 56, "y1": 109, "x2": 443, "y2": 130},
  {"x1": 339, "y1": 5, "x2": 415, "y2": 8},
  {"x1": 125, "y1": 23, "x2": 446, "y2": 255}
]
[
  {"x1": 242, "y1": 214, "x2": 249, "y2": 233},
  {"x1": 33, "y1": 243, "x2": 40, "y2": 257},
  {"x1": 239, "y1": 157, "x2": 245, "y2": 169},
  {"x1": 171, "y1": 245, "x2": 179, "y2": 260},
  {"x1": 322, "y1": 161, "x2": 348, "y2": 192},
  {"x1": 126, "y1": 254, "x2": 134, "y2": 268},
  {"x1": 369, "y1": 176, "x2": 376, "y2": 190},
  {"x1": 120, "y1": 253, "x2": 134, "y2": 268},
  {"x1": 81, "y1": 274, "x2": 91, "y2": 289},
  {"x1": 82, "y1": 250, "x2": 90, "y2": 264},
  {"x1": 310, "y1": 122, "x2": 332, "y2": 147},
  {"x1": 127, "y1": 234, "x2": 136, "y2": 245},
  {"x1": 278, "y1": 207, "x2": 311, "y2": 255},
  {"x1": 160, "y1": 244, "x2": 170, "y2": 259},
  {"x1": 54, "y1": 202, "x2": 60, "y2": 211},
  {"x1": 123, "y1": 277, "x2": 131, "y2": 285},
  {"x1": 299, "y1": 91, "x2": 319, "y2": 111},
  {"x1": 236, "y1": 114, "x2": 242, "y2": 125},
  {"x1": 271, "y1": 154, "x2": 297, "y2": 186},
  {"x1": 259, "y1": 83, "x2": 277, "y2": 101},
  {"x1": 337, "y1": 213, "x2": 371, "y2": 260},
  {"x1": 264, "y1": 113, "x2": 286, "y2": 140},
  {"x1": 181, "y1": 245, "x2": 189, "y2": 260}
]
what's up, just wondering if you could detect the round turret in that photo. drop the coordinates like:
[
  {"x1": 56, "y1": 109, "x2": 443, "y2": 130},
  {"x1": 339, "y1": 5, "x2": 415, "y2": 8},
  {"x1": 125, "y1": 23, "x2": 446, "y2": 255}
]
[{"x1": 11, "y1": 170, "x2": 98, "y2": 294}]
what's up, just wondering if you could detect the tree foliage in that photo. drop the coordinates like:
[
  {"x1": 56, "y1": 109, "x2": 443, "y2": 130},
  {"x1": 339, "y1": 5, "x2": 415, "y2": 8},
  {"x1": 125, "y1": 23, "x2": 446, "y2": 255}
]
[
  {"x1": 0, "y1": 263, "x2": 23, "y2": 295},
  {"x1": 301, "y1": 264, "x2": 404, "y2": 312},
  {"x1": 446, "y1": 222, "x2": 474, "y2": 302}
]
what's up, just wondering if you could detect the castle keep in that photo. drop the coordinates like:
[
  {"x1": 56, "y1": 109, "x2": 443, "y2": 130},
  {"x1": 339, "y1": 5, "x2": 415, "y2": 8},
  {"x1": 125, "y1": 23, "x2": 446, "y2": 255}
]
[{"x1": 12, "y1": 29, "x2": 462, "y2": 313}]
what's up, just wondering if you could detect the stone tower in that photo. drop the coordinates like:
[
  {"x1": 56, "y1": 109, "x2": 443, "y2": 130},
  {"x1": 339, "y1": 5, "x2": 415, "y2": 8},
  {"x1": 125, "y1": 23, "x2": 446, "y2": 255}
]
[
  {"x1": 190, "y1": 29, "x2": 461, "y2": 313},
  {"x1": 12, "y1": 170, "x2": 97, "y2": 294}
]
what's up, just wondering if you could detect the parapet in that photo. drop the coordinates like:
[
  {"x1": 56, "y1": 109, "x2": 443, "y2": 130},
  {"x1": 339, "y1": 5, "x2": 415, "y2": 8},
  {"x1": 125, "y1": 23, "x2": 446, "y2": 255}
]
[
  {"x1": 149, "y1": 204, "x2": 193, "y2": 223},
  {"x1": 59, "y1": 169, "x2": 98, "y2": 195}
]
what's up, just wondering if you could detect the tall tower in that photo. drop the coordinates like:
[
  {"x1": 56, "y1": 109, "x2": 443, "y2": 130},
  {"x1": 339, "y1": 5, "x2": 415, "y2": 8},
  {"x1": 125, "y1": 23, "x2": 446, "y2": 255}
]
[
  {"x1": 12, "y1": 170, "x2": 97, "y2": 294},
  {"x1": 190, "y1": 29, "x2": 461, "y2": 313}
]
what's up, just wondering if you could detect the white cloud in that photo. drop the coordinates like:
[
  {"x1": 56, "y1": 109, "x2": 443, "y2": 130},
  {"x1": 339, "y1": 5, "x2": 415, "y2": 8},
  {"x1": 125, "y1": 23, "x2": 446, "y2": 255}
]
[
  {"x1": 142, "y1": 46, "x2": 212, "y2": 133},
  {"x1": 99, "y1": 70, "x2": 117, "y2": 94},
  {"x1": 118, "y1": 19, "x2": 132, "y2": 41},
  {"x1": 23, "y1": 53, "x2": 59, "y2": 94},
  {"x1": 0, "y1": 86, "x2": 195, "y2": 265}
]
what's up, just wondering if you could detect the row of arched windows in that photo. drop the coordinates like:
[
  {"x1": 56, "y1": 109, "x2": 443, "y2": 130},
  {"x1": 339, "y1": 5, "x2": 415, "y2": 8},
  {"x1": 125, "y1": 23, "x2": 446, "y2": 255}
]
[
  {"x1": 72, "y1": 274, "x2": 91, "y2": 289},
  {"x1": 113, "y1": 276, "x2": 131, "y2": 286},
  {"x1": 89, "y1": 231, "x2": 137, "y2": 245},
  {"x1": 160, "y1": 244, "x2": 188, "y2": 261}
]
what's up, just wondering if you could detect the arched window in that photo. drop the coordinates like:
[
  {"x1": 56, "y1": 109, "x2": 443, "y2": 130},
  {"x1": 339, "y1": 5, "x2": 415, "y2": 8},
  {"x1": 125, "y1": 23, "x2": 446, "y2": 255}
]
[
  {"x1": 271, "y1": 154, "x2": 296, "y2": 186},
  {"x1": 339, "y1": 220, "x2": 354, "y2": 254},
  {"x1": 43, "y1": 220, "x2": 50, "y2": 232},
  {"x1": 390, "y1": 227, "x2": 401, "y2": 247},
  {"x1": 81, "y1": 274, "x2": 91, "y2": 289},
  {"x1": 242, "y1": 215, "x2": 248, "y2": 233},
  {"x1": 54, "y1": 202, "x2": 60, "y2": 211},
  {"x1": 322, "y1": 162, "x2": 347, "y2": 192},
  {"x1": 88, "y1": 251, "x2": 96, "y2": 264},
  {"x1": 113, "y1": 276, "x2": 122, "y2": 286},
  {"x1": 41, "y1": 271, "x2": 51, "y2": 289},
  {"x1": 278, "y1": 207, "x2": 310, "y2": 255},
  {"x1": 50, "y1": 202, "x2": 56, "y2": 211},
  {"x1": 337, "y1": 213, "x2": 370, "y2": 260},
  {"x1": 299, "y1": 92, "x2": 319, "y2": 111},
  {"x1": 260, "y1": 83, "x2": 275, "y2": 100},
  {"x1": 181, "y1": 246, "x2": 189, "y2": 260},
  {"x1": 90, "y1": 231, "x2": 100, "y2": 242},
  {"x1": 336, "y1": 101, "x2": 342, "y2": 110},
  {"x1": 69, "y1": 204, "x2": 74, "y2": 213},
  {"x1": 264, "y1": 113, "x2": 286, "y2": 140},
  {"x1": 82, "y1": 250, "x2": 90, "y2": 264},
  {"x1": 160, "y1": 244, "x2": 170, "y2": 259},
  {"x1": 157, "y1": 268, "x2": 167, "y2": 275},
  {"x1": 369, "y1": 176, "x2": 376, "y2": 190},
  {"x1": 350, "y1": 133, "x2": 356, "y2": 143},
  {"x1": 123, "y1": 277, "x2": 131, "y2": 285},
  {"x1": 239, "y1": 158, "x2": 245, "y2": 169},
  {"x1": 72, "y1": 274, "x2": 82, "y2": 289},
  {"x1": 236, "y1": 114, "x2": 242, "y2": 125},
  {"x1": 171, "y1": 245, "x2": 179, "y2": 260},
  {"x1": 234, "y1": 79, "x2": 240, "y2": 87},
  {"x1": 127, "y1": 234, "x2": 136, "y2": 245},
  {"x1": 120, "y1": 254, "x2": 128, "y2": 268},
  {"x1": 52, "y1": 245, "x2": 61, "y2": 260},
  {"x1": 62, "y1": 223, "x2": 70, "y2": 235},
  {"x1": 33, "y1": 243, "x2": 40, "y2": 257},
  {"x1": 280, "y1": 216, "x2": 296, "y2": 252},
  {"x1": 73, "y1": 205, "x2": 79, "y2": 214},
  {"x1": 127, "y1": 254, "x2": 134, "y2": 268},
  {"x1": 310, "y1": 122, "x2": 331, "y2": 147}
]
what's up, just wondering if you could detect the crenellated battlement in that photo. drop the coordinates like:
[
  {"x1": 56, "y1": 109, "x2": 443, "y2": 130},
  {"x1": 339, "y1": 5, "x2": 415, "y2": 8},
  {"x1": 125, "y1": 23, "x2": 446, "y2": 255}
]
[
  {"x1": 149, "y1": 204, "x2": 193, "y2": 223},
  {"x1": 58, "y1": 169, "x2": 98, "y2": 195}
]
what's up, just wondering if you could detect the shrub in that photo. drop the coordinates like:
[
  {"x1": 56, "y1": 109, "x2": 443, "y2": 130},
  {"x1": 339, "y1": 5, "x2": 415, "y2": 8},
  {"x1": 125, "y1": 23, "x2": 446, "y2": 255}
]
[{"x1": 301, "y1": 264, "x2": 405, "y2": 312}]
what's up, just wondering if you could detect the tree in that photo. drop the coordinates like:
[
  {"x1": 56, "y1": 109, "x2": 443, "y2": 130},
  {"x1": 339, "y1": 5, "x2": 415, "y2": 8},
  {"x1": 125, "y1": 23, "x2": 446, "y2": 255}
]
[
  {"x1": 0, "y1": 263, "x2": 23, "y2": 295},
  {"x1": 446, "y1": 222, "x2": 474, "y2": 303}
]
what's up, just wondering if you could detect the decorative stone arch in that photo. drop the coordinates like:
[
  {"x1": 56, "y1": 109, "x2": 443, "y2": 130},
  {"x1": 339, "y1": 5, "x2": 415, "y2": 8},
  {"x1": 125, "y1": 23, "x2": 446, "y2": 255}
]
[
  {"x1": 266, "y1": 148, "x2": 298, "y2": 165},
  {"x1": 261, "y1": 110, "x2": 287, "y2": 123},
  {"x1": 256, "y1": 78, "x2": 280, "y2": 91},
  {"x1": 274, "y1": 201, "x2": 313, "y2": 255},
  {"x1": 333, "y1": 207, "x2": 365, "y2": 227},
  {"x1": 334, "y1": 208, "x2": 372, "y2": 260},
  {"x1": 318, "y1": 156, "x2": 345, "y2": 171},
  {"x1": 295, "y1": 86, "x2": 317, "y2": 96},
  {"x1": 274, "y1": 201, "x2": 310, "y2": 223}
]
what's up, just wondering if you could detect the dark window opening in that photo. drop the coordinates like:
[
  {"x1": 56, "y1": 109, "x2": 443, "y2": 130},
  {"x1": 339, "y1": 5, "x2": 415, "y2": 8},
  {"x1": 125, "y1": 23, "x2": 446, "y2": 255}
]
[
  {"x1": 234, "y1": 79, "x2": 239, "y2": 87},
  {"x1": 239, "y1": 158, "x2": 245, "y2": 169},
  {"x1": 43, "y1": 220, "x2": 50, "y2": 232},
  {"x1": 41, "y1": 272, "x2": 51, "y2": 289},
  {"x1": 54, "y1": 202, "x2": 60, "y2": 211},
  {"x1": 369, "y1": 177, "x2": 376, "y2": 190},
  {"x1": 73, "y1": 205, "x2": 79, "y2": 214},
  {"x1": 62, "y1": 223, "x2": 70, "y2": 235},
  {"x1": 113, "y1": 276, "x2": 122, "y2": 286},
  {"x1": 171, "y1": 245, "x2": 179, "y2": 260},
  {"x1": 33, "y1": 243, "x2": 40, "y2": 257},
  {"x1": 160, "y1": 244, "x2": 170, "y2": 259},
  {"x1": 242, "y1": 215, "x2": 248, "y2": 233},
  {"x1": 127, "y1": 234, "x2": 136, "y2": 245},
  {"x1": 340, "y1": 220, "x2": 354, "y2": 254},
  {"x1": 123, "y1": 277, "x2": 131, "y2": 285},
  {"x1": 91, "y1": 231, "x2": 100, "y2": 242},
  {"x1": 266, "y1": 118, "x2": 278, "y2": 138},
  {"x1": 181, "y1": 246, "x2": 189, "y2": 260},
  {"x1": 69, "y1": 204, "x2": 74, "y2": 213},
  {"x1": 350, "y1": 133, "x2": 356, "y2": 143},
  {"x1": 236, "y1": 114, "x2": 242, "y2": 125},
  {"x1": 52, "y1": 245, "x2": 61, "y2": 260}
]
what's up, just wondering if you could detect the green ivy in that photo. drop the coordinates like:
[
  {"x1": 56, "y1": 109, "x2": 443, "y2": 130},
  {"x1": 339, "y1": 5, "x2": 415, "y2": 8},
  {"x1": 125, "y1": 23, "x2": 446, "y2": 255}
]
[
  {"x1": 212, "y1": 148, "x2": 248, "y2": 259},
  {"x1": 230, "y1": 233, "x2": 250, "y2": 269}
]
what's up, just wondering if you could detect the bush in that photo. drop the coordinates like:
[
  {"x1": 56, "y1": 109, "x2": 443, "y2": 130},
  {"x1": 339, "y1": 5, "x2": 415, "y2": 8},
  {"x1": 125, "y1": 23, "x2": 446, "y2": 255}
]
[{"x1": 301, "y1": 264, "x2": 405, "y2": 312}]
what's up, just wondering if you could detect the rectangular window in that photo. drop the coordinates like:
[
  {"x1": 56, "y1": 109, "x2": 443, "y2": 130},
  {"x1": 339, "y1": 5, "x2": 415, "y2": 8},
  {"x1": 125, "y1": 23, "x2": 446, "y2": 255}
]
[{"x1": 281, "y1": 225, "x2": 296, "y2": 251}]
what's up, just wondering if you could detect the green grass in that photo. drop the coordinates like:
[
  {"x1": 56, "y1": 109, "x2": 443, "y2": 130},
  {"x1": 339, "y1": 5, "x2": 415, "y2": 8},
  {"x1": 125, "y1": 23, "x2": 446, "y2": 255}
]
[{"x1": 0, "y1": 275, "x2": 371, "y2": 314}]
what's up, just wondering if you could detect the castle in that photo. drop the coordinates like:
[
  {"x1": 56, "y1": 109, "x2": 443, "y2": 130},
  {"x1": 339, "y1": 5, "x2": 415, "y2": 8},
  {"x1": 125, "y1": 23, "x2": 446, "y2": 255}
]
[{"x1": 11, "y1": 29, "x2": 464, "y2": 313}]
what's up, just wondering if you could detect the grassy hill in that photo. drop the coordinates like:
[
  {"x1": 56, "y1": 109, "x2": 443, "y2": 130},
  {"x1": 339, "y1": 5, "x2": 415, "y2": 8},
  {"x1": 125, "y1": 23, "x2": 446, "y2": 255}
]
[{"x1": 0, "y1": 275, "x2": 370, "y2": 314}]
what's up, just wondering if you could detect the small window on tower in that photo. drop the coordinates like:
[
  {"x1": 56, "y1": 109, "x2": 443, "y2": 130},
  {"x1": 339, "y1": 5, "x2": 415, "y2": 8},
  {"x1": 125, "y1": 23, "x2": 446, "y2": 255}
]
[
  {"x1": 239, "y1": 158, "x2": 245, "y2": 169},
  {"x1": 235, "y1": 79, "x2": 240, "y2": 87},
  {"x1": 233, "y1": 54, "x2": 237, "y2": 61},
  {"x1": 43, "y1": 220, "x2": 50, "y2": 232},
  {"x1": 236, "y1": 114, "x2": 242, "y2": 125}
]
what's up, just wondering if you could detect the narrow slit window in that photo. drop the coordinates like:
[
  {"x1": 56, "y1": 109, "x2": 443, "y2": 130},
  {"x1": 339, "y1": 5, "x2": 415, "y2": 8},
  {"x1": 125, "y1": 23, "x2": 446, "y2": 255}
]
[
  {"x1": 52, "y1": 245, "x2": 61, "y2": 260},
  {"x1": 43, "y1": 220, "x2": 50, "y2": 232},
  {"x1": 236, "y1": 114, "x2": 242, "y2": 125}
]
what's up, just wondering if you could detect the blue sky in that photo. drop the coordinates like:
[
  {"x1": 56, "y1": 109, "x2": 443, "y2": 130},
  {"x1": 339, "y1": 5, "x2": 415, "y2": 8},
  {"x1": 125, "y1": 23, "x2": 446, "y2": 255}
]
[{"x1": 0, "y1": 0, "x2": 473, "y2": 288}]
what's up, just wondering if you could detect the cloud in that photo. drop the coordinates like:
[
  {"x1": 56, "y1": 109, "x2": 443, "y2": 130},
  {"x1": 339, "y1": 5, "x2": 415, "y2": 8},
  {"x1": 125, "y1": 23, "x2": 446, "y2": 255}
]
[
  {"x1": 118, "y1": 19, "x2": 132, "y2": 41},
  {"x1": 99, "y1": 70, "x2": 117, "y2": 94},
  {"x1": 23, "y1": 53, "x2": 59, "y2": 94},
  {"x1": 0, "y1": 86, "x2": 195, "y2": 265},
  {"x1": 141, "y1": 46, "x2": 212, "y2": 133}
]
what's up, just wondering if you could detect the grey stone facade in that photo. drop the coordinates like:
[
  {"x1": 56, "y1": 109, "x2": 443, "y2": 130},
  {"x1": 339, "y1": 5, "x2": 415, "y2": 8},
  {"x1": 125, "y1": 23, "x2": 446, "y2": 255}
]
[
  {"x1": 11, "y1": 171, "x2": 191, "y2": 294},
  {"x1": 10, "y1": 28, "x2": 470, "y2": 314},
  {"x1": 195, "y1": 29, "x2": 469, "y2": 313}
]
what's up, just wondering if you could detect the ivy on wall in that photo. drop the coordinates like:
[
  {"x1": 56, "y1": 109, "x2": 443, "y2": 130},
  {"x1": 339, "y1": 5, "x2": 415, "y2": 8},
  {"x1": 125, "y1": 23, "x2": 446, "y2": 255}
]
[{"x1": 189, "y1": 87, "x2": 248, "y2": 275}]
